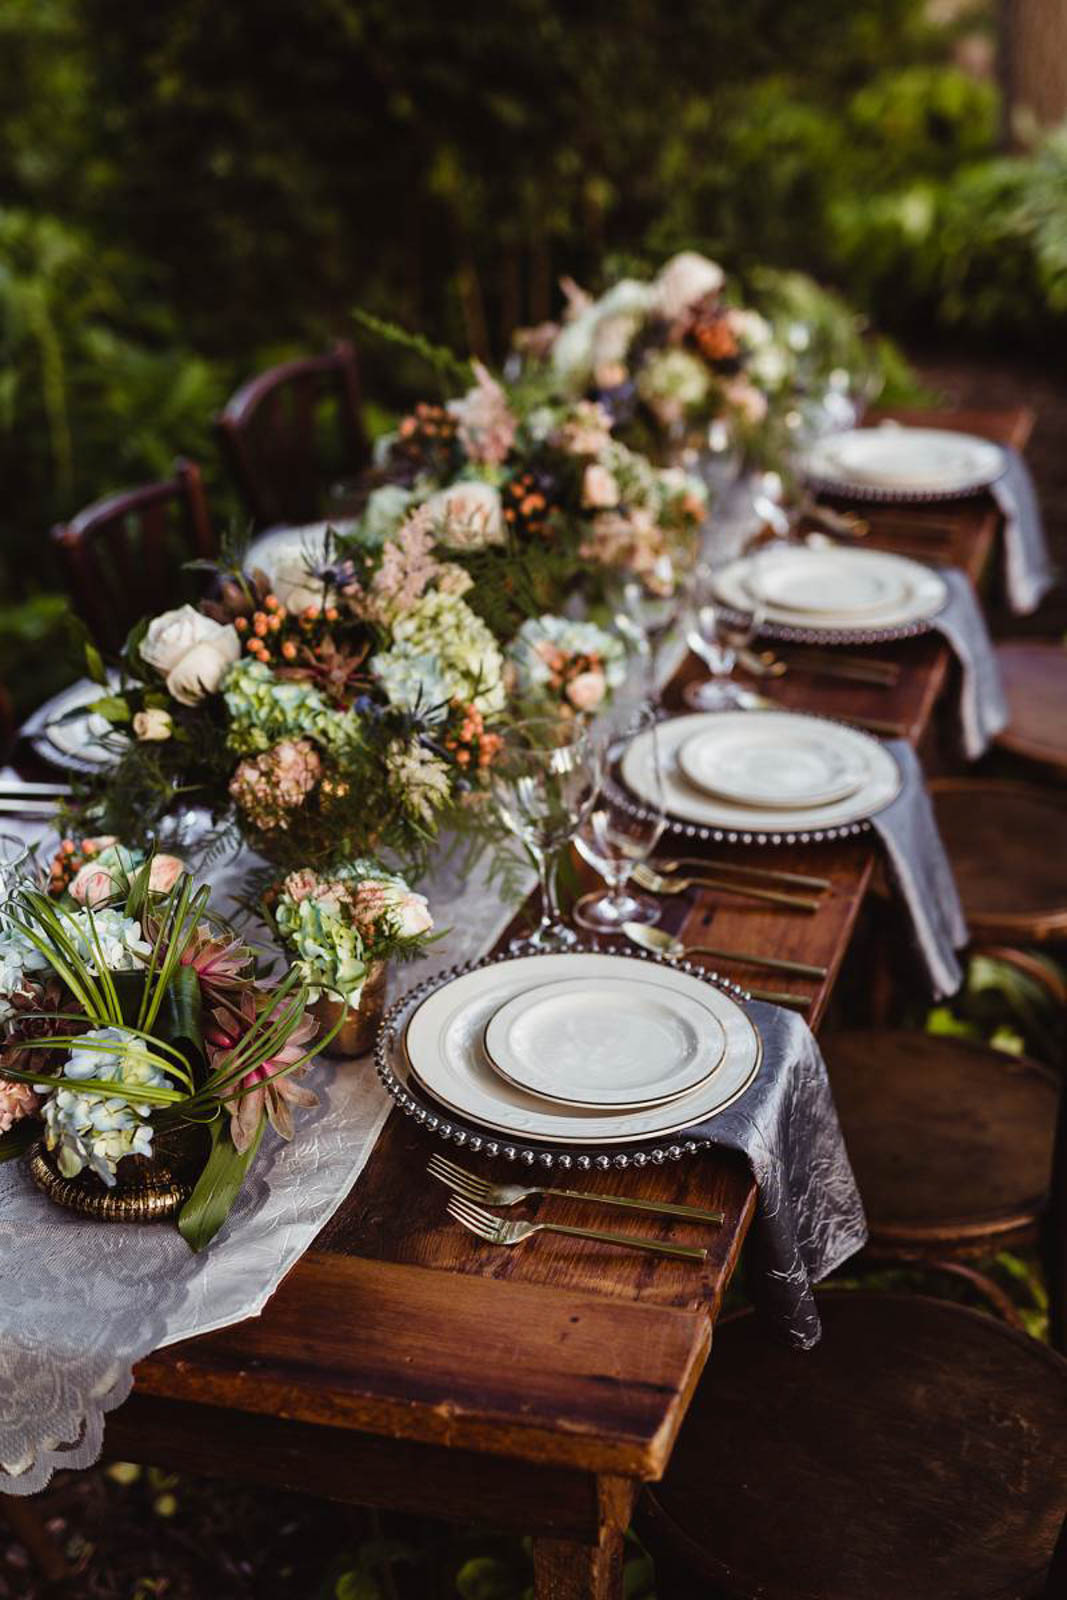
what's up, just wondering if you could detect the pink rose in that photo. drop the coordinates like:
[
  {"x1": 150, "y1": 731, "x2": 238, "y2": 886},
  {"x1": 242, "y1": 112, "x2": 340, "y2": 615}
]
[
  {"x1": 0, "y1": 1077, "x2": 39, "y2": 1135},
  {"x1": 581, "y1": 463, "x2": 620, "y2": 510},
  {"x1": 148, "y1": 854, "x2": 185, "y2": 895},
  {"x1": 282, "y1": 869, "x2": 321, "y2": 904},
  {"x1": 69, "y1": 864, "x2": 121, "y2": 907},
  {"x1": 566, "y1": 669, "x2": 607, "y2": 713}
]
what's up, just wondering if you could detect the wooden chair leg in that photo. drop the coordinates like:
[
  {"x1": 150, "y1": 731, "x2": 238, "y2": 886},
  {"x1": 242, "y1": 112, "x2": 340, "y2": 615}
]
[
  {"x1": 0, "y1": 1494, "x2": 70, "y2": 1584},
  {"x1": 532, "y1": 1477, "x2": 633, "y2": 1600}
]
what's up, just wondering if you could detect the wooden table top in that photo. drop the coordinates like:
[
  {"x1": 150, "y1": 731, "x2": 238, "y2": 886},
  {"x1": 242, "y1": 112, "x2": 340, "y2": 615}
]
[{"x1": 122, "y1": 406, "x2": 1034, "y2": 1494}]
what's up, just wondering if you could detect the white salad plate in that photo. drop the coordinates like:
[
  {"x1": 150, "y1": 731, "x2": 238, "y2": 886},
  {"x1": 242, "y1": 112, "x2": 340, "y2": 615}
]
[
  {"x1": 676, "y1": 719, "x2": 868, "y2": 810},
  {"x1": 621, "y1": 710, "x2": 902, "y2": 835},
  {"x1": 803, "y1": 425, "x2": 1005, "y2": 499},
  {"x1": 403, "y1": 952, "x2": 761, "y2": 1144},
  {"x1": 744, "y1": 545, "x2": 913, "y2": 617},
  {"x1": 27, "y1": 678, "x2": 127, "y2": 773},
  {"x1": 482, "y1": 975, "x2": 727, "y2": 1110},
  {"x1": 714, "y1": 545, "x2": 948, "y2": 636}
]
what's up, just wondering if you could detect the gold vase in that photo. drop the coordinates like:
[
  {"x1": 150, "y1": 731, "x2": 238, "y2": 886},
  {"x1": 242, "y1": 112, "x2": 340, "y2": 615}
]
[
  {"x1": 311, "y1": 961, "x2": 389, "y2": 1059},
  {"x1": 28, "y1": 1124, "x2": 206, "y2": 1223}
]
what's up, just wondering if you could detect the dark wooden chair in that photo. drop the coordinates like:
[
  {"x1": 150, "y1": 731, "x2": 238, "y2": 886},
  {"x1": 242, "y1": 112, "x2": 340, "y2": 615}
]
[
  {"x1": 995, "y1": 640, "x2": 1067, "y2": 780},
  {"x1": 826, "y1": 1029, "x2": 1064, "y2": 1341},
  {"x1": 931, "y1": 778, "x2": 1067, "y2": 943},
  {"x1": 216, "y1": 341, "x2": 370, "y2": 529},
  {"x1": 639, "y1": 1294, "x2": 1067, "y2": 1600},
  {"x1": 51, "y1": 459, "x2": 216, "y2": 654}
]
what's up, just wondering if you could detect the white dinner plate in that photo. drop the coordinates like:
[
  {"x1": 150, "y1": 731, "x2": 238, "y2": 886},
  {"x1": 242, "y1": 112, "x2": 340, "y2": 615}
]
[
  {"x1": 745, "y1": 546, "x2": 912, "y2": 617},
  {"x1": 803, "y1": 425, "x2": 1004, "y2": 497},
  {"x1": 482, "y1": 975, "x2": 727, "y2": 1109},
  {"x1": 621, "y1": 710, "x2": 902, "y2": 834},
  {"x1": 713, "y1": 545, "x2": 947, "y2": 635},
  {"x1": 403, "y1": 952, "x2": 761, "y2": 1144},
  {"x1": 245, "y1": 520, "x2": 357, "y2": 608},
  {"x1": 27, "y1": 678, "x2": 128, "y2": 773},
  {"x1": 676, "y1": 720, "x2": 868, "y2": 809}
]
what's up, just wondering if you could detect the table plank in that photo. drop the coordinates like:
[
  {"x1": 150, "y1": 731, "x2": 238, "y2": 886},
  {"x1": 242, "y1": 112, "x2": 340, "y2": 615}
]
[{"x1": 132, "y1": 1253, "x2": 709, "y2": 1478}]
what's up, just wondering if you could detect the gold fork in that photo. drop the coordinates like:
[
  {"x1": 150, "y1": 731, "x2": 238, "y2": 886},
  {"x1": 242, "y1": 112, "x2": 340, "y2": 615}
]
[
  {"x1": 428, "y1": 1152, "x2": 725, "y2": 1225},
  {"x1": 633, "y1": 862, "x2": 819, "y2": 914},
  {"x1": 653, "y1": 855, "x2": 831, "y2": 892},
  {"x1": 446, "y1": 1194, "x2": 708, "y2": 1263}
]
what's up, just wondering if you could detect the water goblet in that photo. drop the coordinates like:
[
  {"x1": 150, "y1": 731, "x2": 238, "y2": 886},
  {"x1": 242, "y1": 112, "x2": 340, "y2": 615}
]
[
  {"x1": 573, "y1": 703, "x2": 665, "y2": 933},
  {"x1": 682, "y1": 564, "x2": 764, "y2": 713},
  {"x1": 488, "y1": 715, "x2": 599, "y2": 952}
]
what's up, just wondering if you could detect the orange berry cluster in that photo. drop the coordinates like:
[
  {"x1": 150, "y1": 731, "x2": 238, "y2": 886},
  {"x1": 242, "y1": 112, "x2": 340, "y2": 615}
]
[
  {"x1": 444, "y1": 702, "x2": 503, "y2": 771},
  {"x1": 502, "y1": 473, "x2": 551, "y2": 540},
  {"x1": 235, "y1": 593, "x2": 340, "y2": 665}
]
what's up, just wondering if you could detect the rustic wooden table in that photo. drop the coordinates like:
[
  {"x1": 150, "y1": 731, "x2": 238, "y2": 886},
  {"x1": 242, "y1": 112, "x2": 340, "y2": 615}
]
[{"x1": 102, "y1": 407, "x2": 1033, "y2": 1600}]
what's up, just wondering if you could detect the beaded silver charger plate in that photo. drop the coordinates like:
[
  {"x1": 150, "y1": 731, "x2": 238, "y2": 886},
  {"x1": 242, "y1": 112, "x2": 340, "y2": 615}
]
[
  {"x1": 802, "y1": 426, "x2": 1006, "y2": 505},
  {"x1": 375, "y1": 946, "x2": 761, "y2": 1172},
  {"x1": 607, "y1": 709, "x2": 903, "y2": 848}
]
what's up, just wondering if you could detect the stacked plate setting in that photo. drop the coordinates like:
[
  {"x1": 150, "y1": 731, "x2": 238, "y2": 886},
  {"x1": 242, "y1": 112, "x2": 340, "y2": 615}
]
[
  {"x1": 712, "y1": 543, "x2": 948, "y2": 639},
  {"x1": 391, "y1": 951, "x2": 763, "y2": 1148},
  {"x1": 621, "y1": 708, "x2": 901, "y2": 837},
  {"x1": 802, "y1": 424, "x2": 1005, "y2": 501}
]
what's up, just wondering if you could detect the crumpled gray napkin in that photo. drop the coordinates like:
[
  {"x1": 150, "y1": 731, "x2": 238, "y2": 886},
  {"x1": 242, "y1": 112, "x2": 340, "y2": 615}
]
[
  {"x1": 992, "y1": 447, "x2": 1055, "y2": 616},
  {"x1": 686, "y1": 999, "x2": 867, "y2": 1350},
  {"x1": 932, "y1": 568, "x2": 1009, "y2": 759},
  {"x1": 871, "y1": 740, "x2": 968, "y2": 1000}
]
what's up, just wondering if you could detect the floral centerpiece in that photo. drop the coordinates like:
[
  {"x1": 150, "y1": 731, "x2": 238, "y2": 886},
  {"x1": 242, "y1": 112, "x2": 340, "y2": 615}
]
[
  {"x1": 0, "y1": 853, "x2": 337, "y2": 1247},
  {"x1": 506, "y1": 615, "x2": 628, "y2": 716},
  {"x1": 76, "y1": 507, "x2": 510, "y2": 873},
  {"x1": 270, "y1": 859, "x2": 436, "y2": 1056}
]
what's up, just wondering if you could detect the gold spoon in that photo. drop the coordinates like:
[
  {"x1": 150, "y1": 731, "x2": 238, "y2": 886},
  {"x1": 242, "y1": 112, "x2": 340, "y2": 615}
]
[{"x1": 622, "y1": 922, "x2": 819, "y2": 1002}]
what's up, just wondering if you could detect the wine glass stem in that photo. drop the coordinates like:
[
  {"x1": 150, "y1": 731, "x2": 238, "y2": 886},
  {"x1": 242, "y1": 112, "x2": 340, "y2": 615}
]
[
  {"x1": 607, "y1": 861, "x2": 634, "y2": 912},
  {"x1": 532, "y1": 845, "x2": 562, "y2": 937}
]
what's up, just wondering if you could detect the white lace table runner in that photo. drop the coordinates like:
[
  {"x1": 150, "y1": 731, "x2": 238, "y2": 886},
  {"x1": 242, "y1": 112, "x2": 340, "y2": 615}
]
[{"x1": 0, "y1": 835, "x2": 528, "y2": 1496}]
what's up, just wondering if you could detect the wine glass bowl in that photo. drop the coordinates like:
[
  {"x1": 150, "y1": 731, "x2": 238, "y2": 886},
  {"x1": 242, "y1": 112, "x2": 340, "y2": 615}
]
[
  {"x1": 488, "y1": 715, "x2": 599, "y2": 952},
  {"x1": 682, "y1": 565, "x2": 764, "y2": 713},
  {"x1": 573, "y1": 705, "x2": 666, "y2": 934}
]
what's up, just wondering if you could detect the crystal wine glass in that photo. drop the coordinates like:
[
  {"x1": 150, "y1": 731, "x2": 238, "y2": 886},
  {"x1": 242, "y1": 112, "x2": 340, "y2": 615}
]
[
  {"x1": 489, "y1": 715, "x2": 599, "y2": 952},
  {"x1": 573, "y1": 702, "x2": 665, "y2": 933},
  {"x1": 683, "y1": 563, "x2": 764, "y2": 713}
]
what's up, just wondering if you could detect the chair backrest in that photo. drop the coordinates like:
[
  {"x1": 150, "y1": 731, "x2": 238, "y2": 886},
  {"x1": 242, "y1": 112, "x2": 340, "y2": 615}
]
[
  {"x1": 51, "y1": 459, "x2": 216, "y2": 653},
  {"x1": 216, "y1": 341, "x2": 370, "y2": 529}
]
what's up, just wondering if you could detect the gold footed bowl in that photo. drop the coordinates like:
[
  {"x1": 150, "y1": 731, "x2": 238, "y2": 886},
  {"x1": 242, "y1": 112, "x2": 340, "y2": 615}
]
[
  {"x1": 28, "y1": 1124, "x2": 206, "y2": 1223},
  {"x1": 311, "y1": 961, "x2": 388, "y2": 1059}
]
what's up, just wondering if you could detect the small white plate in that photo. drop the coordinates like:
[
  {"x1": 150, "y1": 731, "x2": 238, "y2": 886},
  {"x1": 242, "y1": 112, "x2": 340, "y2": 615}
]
[
  {"x1": 403, "y1": 952, "x2": 761, "y2": 1145},
  {"x1": 621, "y1": 709, "x2": 902, "y2": 834},
  {"x1": 804, "y1": 426, "x2": 1004, "y2": 497},
  {"x1": 746, "y1": 546, "x2": 912, "y2": 617},
  {"x1": 714, "y1": 546, "x2": 947, "y2": 636},
  {"x1": 677, "y1": 721, "x2": 867, "y2": 809},
  {"x1": 27, "y1": 679, "x2": 128, "y2": 773},
  {"x1": 482, "y1": 975, "x2": 726, "y2": 1109}
]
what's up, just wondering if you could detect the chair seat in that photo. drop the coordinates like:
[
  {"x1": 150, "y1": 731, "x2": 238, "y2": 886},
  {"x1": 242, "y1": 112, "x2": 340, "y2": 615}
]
[
  {"x1": 996, "y1": 641, "x2": 1067, "y2": 778},
  {"x1": 827, "y1": 1030, "x2": 1058, "y2": 1248},
  {"x1": 641, "y1": 1294, "x2": 1067, "y2": 1600},
  {"x1": 931, "y1": 779, "x2": 1067, "y2": 941}
]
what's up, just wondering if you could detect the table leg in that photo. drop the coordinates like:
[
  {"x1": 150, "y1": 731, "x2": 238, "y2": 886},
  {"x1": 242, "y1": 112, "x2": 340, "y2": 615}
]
[{"x1": 532, "y1": 1477, "x2": 634, "y2": 1600}]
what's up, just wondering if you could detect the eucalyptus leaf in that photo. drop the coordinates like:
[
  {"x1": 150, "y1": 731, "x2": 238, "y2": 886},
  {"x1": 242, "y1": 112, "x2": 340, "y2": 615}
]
[
  {"x1": 178, "y1": 1114, "x2": 264, "y2": 1252},
  {"x1": 90, "y1": 695, "x2": 131, "y2": 723}
]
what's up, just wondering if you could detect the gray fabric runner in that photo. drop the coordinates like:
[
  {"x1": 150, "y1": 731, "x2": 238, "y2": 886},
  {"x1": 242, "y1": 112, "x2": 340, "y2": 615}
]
[
  {"x1": 672, "y1": 999, "x2": 866, "y2": 1350},
  {"x1": 992, "y1": 447, "x2": 1055, "y2": 616},
  {"x1": 871, "y1": 740, "x2": 968, "y2": 999},
  {"x1": 932, "y1": 567, "x2": 1008, "y2": 759}
]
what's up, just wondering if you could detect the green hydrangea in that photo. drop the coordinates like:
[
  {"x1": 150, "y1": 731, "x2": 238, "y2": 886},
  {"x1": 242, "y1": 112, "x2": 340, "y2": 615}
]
[
  {"x1": 274, "y1": 883, "x2": 368, "y2": 1004},
  {"x1": 222, "y1": 659, "x2": 358, "y2": 756},
  {"x1": 371, "y1": 591, "x2": 506, "y2": 717}
]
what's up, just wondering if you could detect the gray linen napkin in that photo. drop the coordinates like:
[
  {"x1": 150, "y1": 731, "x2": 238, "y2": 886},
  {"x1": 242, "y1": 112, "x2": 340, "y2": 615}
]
[
  {"x1": 932, "y1": 567, "x2": 1008, "y2": 759},
  {"x1": 870, "y1": 740, "x2": 968, "y2": 1000},
  {"x1": 992, "y1": 447, "x2": 1055, "y2": 616},
  {"x1": 685, "y1": 999, "x2": 867, "y2": 1350}
]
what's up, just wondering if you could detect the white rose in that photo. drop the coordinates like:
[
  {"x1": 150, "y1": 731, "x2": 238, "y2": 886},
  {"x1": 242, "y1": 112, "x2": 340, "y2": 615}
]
[
  {"x1": 425, "y1": 481, "x2": 506, "y2": 549},
  {"x1": 581, "y1": 464, "x2": 620, "y2": 509},
  {"x1": 655, "y1": 252, "x2": 726, "y2": 321},
  {"x1": 140, "y1": 605, "x2": 240, "y2": 705},
  {"x1": 390, "y1": 889, "x2": 434, "y2": 938},
  {"x1": 132, "y1": 708, "x2": 173, "y2": 741}
]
